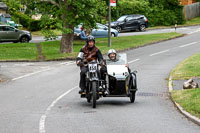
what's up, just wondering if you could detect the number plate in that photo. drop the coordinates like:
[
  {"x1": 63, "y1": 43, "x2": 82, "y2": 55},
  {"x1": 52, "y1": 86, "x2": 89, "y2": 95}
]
[{"x1": 88, "y1": 64, "x2": 97, "y2": 72}]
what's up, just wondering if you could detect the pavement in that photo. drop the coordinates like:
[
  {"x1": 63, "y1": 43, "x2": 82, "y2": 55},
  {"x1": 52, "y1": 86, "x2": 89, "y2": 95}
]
[{"x1": 173, "y1": 78, "x2": 200, "y2": 90}]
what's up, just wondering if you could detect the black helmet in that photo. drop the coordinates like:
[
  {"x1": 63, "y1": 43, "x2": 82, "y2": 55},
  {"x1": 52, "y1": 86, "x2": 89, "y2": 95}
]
[{"x1": 86, "y1": 35, "x2": 95, "y2": 44}]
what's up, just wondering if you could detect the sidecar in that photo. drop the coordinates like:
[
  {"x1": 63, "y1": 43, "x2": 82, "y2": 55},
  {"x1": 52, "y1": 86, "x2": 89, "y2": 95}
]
[{"x1": 103, "y1": 53, "x2": 137, "y2": 103}]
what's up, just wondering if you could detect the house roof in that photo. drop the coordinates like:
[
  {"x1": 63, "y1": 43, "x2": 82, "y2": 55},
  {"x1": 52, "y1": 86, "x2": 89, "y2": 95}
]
[
  {"x1": 0, "y1": 2, "x2": 8, "y2": 10},
  {"x1": 3, "y1": 13, "x2": 11, "y2": 18}
]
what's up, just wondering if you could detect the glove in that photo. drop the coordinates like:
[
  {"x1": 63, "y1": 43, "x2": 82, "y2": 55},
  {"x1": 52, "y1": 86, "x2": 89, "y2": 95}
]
[{"x1": 76, "y1": 61, "x2": 84, "y2": 67}]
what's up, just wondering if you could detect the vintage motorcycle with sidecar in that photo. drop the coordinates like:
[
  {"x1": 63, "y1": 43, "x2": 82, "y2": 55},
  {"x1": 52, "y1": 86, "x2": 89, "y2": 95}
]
[{"x1": 80, "y1": 53, "x2": 137, "y2": 108}]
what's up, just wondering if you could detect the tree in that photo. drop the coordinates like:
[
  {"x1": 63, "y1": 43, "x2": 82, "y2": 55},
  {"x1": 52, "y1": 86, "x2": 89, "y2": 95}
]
[
  {"x1": 21, "y1": 0, "x2": 107, "y2": 53},
  {"x1": 1, "y1": 0, "x2": 22, "y2": 14}
]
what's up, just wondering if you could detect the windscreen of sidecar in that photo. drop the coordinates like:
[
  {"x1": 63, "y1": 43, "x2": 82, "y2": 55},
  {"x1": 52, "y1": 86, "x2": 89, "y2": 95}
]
[{"x1": 106, "y1": 53, "x2": 127, "y2": 65}]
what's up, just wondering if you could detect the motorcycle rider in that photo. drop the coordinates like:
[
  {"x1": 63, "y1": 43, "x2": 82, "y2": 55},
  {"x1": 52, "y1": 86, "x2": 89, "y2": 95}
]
[{"x1": 76, "y1": 35, "x2": 104, "y2": 94}]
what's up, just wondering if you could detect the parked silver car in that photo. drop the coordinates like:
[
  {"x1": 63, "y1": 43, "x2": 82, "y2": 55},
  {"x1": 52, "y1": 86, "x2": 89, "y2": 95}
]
[
  {"x1": 74, "y1": 23, "x2": 118, "y2": 38},
  {"x1": 0, "y1": 25, "x2": 32, "y2": 43}
]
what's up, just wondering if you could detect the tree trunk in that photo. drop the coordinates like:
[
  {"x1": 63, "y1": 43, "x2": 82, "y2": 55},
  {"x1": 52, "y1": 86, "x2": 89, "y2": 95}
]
[
  {"x1": 60, "y1": 32, "x2": 74, "y2": 53},
  {"x1": 60, "y1": 4, "x2": 74, "y2": 53}
]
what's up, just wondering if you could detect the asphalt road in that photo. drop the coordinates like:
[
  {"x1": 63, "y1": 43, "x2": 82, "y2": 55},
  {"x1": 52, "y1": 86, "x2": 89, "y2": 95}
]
[{"x1": 0, "y1": 28, "x2": 200, "y2": 133}]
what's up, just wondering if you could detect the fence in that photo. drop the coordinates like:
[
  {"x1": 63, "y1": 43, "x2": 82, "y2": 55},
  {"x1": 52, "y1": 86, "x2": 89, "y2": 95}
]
[{"x1": 183, "y1": 2, "x2": 200, "y2": 20}]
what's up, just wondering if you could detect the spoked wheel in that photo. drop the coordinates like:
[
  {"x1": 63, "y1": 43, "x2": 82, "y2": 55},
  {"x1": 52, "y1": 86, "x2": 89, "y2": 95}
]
[
  {"x1": 130, "y1": 73, "x2": 137, "y2": 103},
  {"x1": 92, "y1": 81, "x2": 97, "y2": 108},
  {"x1": 130, "y1": 91, "x2": 136, "y2": 103}
]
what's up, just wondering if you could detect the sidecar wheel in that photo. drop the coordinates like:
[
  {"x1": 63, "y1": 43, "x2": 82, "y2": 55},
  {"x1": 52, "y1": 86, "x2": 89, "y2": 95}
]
[
  {"x1": 92, "y1": 81, "x2": 97, "y2": 108},
  {"x1": 130, "y1": 91, "x2": 136, "y2": 103}
]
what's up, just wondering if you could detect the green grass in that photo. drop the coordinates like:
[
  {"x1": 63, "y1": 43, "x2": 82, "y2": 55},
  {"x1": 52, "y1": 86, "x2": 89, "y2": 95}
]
[
  {"x1": 171, "y1": 53, "x2": 200, "y2": 80},
  {"x1": 171, "y1": 52, "x2": 200, "y2": 118},
  {"x1": 172, "y1": 89, "x2": 200, "y2": 118},
  {"x1": 0, "y1": 32, "x2": 182, "y2": 61},
  {"x1": 0, "y1": 43, "x2": 38, "y2": 61},
  {"x1": 185, "y1": 16, "x2": 200, "y2": 26}
]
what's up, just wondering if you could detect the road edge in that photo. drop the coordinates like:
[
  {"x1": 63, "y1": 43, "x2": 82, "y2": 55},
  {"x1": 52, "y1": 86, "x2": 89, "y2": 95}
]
[{"x1": 168, "y1": 76, "x2": 200, "y2": 126}]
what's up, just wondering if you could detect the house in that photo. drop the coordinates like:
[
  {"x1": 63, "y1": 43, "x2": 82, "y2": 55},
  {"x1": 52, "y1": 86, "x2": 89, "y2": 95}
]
[
  {"x1": 0, "y1": 2, "x2": 7, "y2": 14},
  {"x1": 180, "y1": 0, "x2": 197, "y2": 5},
  {"x1": 0, "y1": 13, "x2": 11, "y2": 23},
  {"x1": 0, "y1": 2, "x2": 11, "y2": 24}
]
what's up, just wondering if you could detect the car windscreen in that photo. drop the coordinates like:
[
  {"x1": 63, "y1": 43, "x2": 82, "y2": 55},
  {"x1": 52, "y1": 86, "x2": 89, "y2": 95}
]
[
  {"x1": 97, "y1": 24, "x2": 107, "y2": 29},
  {"x1": 106, "y1": 53, "x2": 127, "y2": 65},
  {"x1": 117, "y1": 16, "x2": 127, "y2": 22}
]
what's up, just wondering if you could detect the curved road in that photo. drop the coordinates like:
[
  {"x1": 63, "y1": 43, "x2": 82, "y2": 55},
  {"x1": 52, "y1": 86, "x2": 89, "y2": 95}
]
[{"x1": 0, "y1": 29, "x2": 200, "y2": 133}]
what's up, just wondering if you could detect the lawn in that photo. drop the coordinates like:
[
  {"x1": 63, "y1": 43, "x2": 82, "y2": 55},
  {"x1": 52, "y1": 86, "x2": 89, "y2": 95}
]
[
  {"x1": 171, "y1": 53, "x2": 200, "y2": 80},
  {"x1": 172, "y1": 89, "x2": 200, "y2": 118},
  {"x1": 0, "y1": 32, "x2": 182, "y2": 61},
  {"x1": 171, "y1": 52, "x2": 200, "y2": 118}
]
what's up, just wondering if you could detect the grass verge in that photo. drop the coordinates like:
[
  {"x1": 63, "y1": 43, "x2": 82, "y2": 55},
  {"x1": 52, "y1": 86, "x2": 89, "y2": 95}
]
[
  {"x1": 172, "y1": 89, "x2": 200, "y2": 118},
  {"x1": 0, "y1": 32, "x2": 182, "y2": 61},
  {"x1": 171, "y1": 53, "x2": 200, "y2": 80},
  {"x1": 171, "y1": 52, "x2": 200, "y2": 118}
]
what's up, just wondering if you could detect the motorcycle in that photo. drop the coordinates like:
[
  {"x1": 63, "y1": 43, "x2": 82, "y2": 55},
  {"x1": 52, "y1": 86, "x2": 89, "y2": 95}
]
[{"x1": 80, "y1": 53, "x2": 137, "y2": 108}]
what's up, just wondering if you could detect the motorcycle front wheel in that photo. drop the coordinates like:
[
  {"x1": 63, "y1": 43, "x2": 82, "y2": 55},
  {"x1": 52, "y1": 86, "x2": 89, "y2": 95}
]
[{"x1": 92, "y1": 81, "x2": 97, "y2": 108}]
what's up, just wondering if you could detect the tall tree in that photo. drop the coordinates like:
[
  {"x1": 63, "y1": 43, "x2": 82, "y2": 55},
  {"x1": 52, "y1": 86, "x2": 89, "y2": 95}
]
[{"x1": 18, "y1": 0, "x2": 107, "y2": 53}]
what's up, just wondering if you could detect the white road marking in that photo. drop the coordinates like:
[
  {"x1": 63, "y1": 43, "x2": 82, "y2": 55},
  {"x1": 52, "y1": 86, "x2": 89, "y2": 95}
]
[
  {"x1": 39, "y1": 86, "x2": 78, "y2": 133},
  {"x1": 188, "y1": 28, "x2": 200, "y2": 34},
  {"x1": 149, "y1": 49, "x2": 170, "y2": 56},
  {"x1": 12, "y1": 68, "x2": 51, "y2": 81},
  {"x1": 11, "y1": 61, "x2": 75, "y2": 81},
  {"x1": 58, "y1": 61, "x2": 75, "y2": 65},
  {"x1": 179, "y1": 42, "x2": 197, "y2": 48},
  {"x1": 14, "y1": 63, "x2": 34, "y2": 66},
  {"x1": 128, "y1": 58, "x2": 140, "y2": 64}
]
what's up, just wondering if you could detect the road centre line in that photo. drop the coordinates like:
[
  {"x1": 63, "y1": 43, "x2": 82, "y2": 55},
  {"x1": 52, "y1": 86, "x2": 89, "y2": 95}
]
[
  {"x1": 39, "y1": 86, "x2": 78, "y2": 133},
  {"x1": 149, "y1": 49, "x2": 170, "y2": 57},
  {"x1": 188, "y1": 28, "x2": 200, "y2": 34},
  {"x1": 58, "y1": 61, "x2": 75, "y2": 65},
  {"x1": 179, "y1": 42, "x2": 197, "y2": 48},
  {"x1": 11, "y1": 61, "x2": 75, "y2": 81},
  {"x1": 128, "y1": 58, "x2": 140, "y2": 64},
  {"x1": 12, "y1": 68, "x2": 51, "y2": 81}
]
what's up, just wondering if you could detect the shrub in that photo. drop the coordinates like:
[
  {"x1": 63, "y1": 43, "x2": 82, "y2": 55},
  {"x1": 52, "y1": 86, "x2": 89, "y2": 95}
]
[
  {"x1": 111, "y1": 0, "x2": 185, "y2": 26},
  {"x1": 11, "y1": 12, "x2": 41, "y2": 31}
]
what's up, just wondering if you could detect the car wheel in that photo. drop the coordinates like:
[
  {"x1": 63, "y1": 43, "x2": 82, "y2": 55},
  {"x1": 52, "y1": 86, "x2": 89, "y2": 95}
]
[
  {"x1": 111, "y1": 32, "x2": 115, "y2": 37},
  {"x1": 139, "y1": 25, "x2": 146, "y2": 32},
  {"x1": 116, "y1": 26, "x2": 121, "y2": 33},
  {"x1": 20, "y1": 36, "x2": 29, "y2": 43}
]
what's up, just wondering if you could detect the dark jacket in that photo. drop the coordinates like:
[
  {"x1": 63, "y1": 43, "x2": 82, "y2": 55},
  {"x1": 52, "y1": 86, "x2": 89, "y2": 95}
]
[{"x1": 76, "y1": 44, "x2": 103, "y2": 63}]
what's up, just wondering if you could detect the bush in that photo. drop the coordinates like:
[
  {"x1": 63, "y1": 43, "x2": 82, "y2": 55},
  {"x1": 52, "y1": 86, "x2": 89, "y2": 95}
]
[
  {"x1": 11, "y1": 12, "x2": 41, "y2": 31},
  {"x1": 111, "y1": 0, "x2": 185, "y2": 26}
]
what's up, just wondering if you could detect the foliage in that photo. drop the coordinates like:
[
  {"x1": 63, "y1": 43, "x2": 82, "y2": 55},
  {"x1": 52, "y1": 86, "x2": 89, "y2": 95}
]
[
  {"x1": 11, "y1": 12, "x2": 41, "y2": 31},
  {"x1": 1, "y1": 0, "x2": 22, "y2": 14},
  {"x1": 41, "y1": 29, "x2": 57, "y2": 41},
  {"x1": 111, "y1": 0, "x2": 185, "y2": 26}
]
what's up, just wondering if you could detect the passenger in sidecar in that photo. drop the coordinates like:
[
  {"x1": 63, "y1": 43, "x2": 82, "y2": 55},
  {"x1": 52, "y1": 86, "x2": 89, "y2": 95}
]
[{"x1": 100, "y1": 49, "x2": 137, "y2": 102}]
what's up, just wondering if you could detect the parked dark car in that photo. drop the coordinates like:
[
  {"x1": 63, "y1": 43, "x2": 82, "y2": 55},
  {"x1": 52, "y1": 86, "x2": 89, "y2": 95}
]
[
  {"x1": 108, "y1": 14, "x2": 149, "y2": 32},
  {"x1": 0, "y1": 25, "x2": 32, "y2": 43}
]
